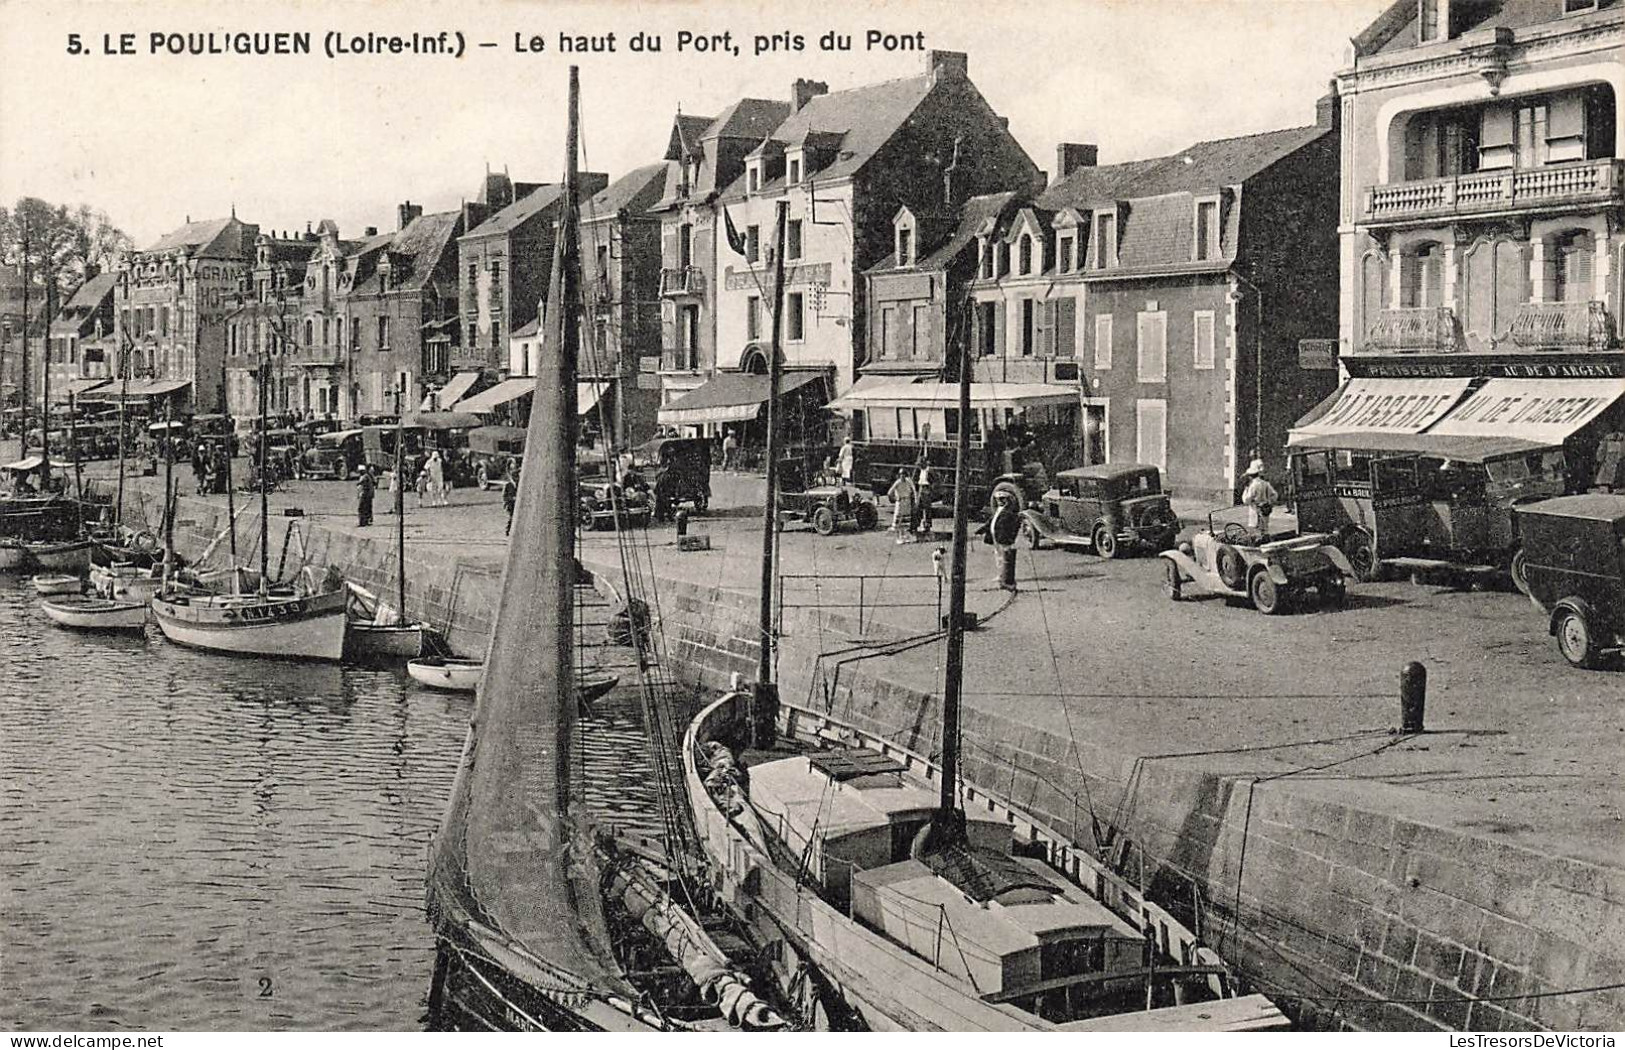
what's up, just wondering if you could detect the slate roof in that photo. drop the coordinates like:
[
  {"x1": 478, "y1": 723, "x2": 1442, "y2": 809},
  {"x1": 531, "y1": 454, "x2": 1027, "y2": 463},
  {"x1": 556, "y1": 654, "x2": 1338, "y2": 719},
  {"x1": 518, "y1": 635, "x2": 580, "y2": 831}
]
[
  {"x1": 665, "y1": 114, "x2": 714, "y2": 160},
  {"x1": 349, "y1": 210, "x2": 461, "y2": 295},
  {"x1": 582, "y1": 164, "x2": 668, "y2": 222},
  {"x1": 705, "y1": 98, "x2": 792, "y2": 143},
  {"x1": 1038, "y1": 125, "x2": 1324, "y2": 210},
  {"x1": 865, "y1": 191, "x2": 1021, "y2": 275},
  {"x1": 463, "y1": 184, "x2": 567, "y2": 239},
  {"x1": 142, "y1": 217, "x2": 252, "y2": 257},
  {"x1": 50, "y1": 272, "x2": 117, "y2": 336}
]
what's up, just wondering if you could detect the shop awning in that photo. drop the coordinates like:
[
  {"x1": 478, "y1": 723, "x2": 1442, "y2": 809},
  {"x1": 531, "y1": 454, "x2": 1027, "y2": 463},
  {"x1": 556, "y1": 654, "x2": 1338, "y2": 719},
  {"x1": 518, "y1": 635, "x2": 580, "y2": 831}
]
[
  {"x1": 1283, "y1": 431, "x2": 1553, "y2": 463},
  {"x1": 50, "y1": 378, "x2": 110, "y2": 403},
  {"x1": 578, "y1": 381, "x2": 610, "y2": 416},
  {"x1": 453, "y1": 378, "x2": 535, "y2": 415},
  {"x1": 657, "y1": 371, "x2": 826, "y2": 426},
  {"x1": 421, "y1": 371, "x2": 480, "y2": 412},
  {"x1": 2, "y1": 455, "x2": 44, "y2": 472},
  {"x1": 827, "y1": 382, "x2": 1077, "y2": 412},
  {"x1": 1288, "y1": 377, "x2": 1472, "y2": 443},
  {"x1": 1428, "y1": 378, "x2": 1625, "y2": 444},
  {"x1": 82, "y1": 378, "x2": 193, "y2": 402},
  {"x1": 412, "y1": 411, "x2": 484, "y2": 430}
]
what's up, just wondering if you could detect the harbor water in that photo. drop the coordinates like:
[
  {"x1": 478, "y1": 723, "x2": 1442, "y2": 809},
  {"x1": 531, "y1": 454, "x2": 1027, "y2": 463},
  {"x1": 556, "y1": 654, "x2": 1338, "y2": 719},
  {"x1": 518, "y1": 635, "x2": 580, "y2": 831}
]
[{"x1": 0, "y1": 576, "x2": 667, "y2": 1030}]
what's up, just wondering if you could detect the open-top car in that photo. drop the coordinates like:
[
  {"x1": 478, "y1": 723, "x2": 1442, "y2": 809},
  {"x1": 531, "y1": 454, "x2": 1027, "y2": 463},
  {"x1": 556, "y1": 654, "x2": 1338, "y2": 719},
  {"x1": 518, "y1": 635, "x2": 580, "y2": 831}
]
[
  {"x1": 578, "y1": 478, "x2": 653, "y2": 531},
  {"x1": 635, "y1": 437, "x2": 711, "y2": 520},
  {"x1": 1514, "y1": 494, "x2": 1625, "y2": 670},
  {"x1": 1159, "y1": 509, "x2": 1355, "y2": 614},
  {"x1": 1019, "y1": 463, "x2": 1179, "y2": 558},
  {"x1": 776, "y1": 452, "x2": 877, "y2": 536}
]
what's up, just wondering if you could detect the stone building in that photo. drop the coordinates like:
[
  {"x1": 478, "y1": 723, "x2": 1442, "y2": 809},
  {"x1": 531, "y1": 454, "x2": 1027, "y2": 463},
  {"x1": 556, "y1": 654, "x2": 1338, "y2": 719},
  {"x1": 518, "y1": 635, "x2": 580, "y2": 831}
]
[
  {"x1": 115, "y1": 216, "x2": 259, "y2": 414},
  {"x1": 222, "y1": 229, "x2": 319, "y2": 417},
  {"x1": 47, "y1": 270, "x2": 118, "y2": 402}
]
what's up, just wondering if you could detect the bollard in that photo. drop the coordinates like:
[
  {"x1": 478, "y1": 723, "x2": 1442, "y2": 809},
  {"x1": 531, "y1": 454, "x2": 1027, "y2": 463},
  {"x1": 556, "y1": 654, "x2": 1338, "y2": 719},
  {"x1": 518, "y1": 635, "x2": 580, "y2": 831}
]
[
  {"x1": 674, "y1": 508, "x2": 689, "y2": 537},
  {"x1": 1400, "y1": 661, "x2": 1426, "y2": 733},
  {"x1": 999, "y1": 547, "x2": 1017, "y2": 590}
]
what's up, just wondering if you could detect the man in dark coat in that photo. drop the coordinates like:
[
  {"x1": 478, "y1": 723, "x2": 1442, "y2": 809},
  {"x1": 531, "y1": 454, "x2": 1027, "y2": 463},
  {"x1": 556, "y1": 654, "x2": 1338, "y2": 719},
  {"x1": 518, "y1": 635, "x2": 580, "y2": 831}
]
[
  {"x1": 502, "y1": 465, "x2": 518, "y2": 535},
  {"x1": 987, "y1": 489, "x2": 1021, "y2": 591},
  {"x1": 356, "y1": 467, "x2": 376, "y2": 527}
]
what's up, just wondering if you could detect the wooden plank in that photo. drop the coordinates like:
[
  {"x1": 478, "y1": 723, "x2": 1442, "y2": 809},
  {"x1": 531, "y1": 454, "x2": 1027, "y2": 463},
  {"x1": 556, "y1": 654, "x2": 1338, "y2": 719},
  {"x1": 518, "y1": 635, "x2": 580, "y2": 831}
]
[{"x1": 983, "y1": 964, "x2": 1231, "y2": 1004}]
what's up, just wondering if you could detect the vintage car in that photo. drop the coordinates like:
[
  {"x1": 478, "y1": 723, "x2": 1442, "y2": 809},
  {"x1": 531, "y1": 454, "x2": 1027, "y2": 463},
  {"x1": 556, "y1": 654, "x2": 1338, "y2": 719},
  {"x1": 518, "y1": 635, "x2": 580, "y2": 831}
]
[
  {"x1": 361, "y1": 424, "x2": 427, "y2": 479},
  {"x1": 466, "y1": 426, "x2": 526, "y2": 489},
  {"x1": 1159, "y1": 510, "x2": 1355, "y2": 614},
  {"x1": 636, "y1": 437, "x2": 712, "y2": 520},
  {"x1": 1019, "y1": 463, "x2": 1179, "y2": 559},
  {"x1": 578, "y1": 479, "x2": 653, "y2": 531},
  {"x1": 1514, "y1": 494, "x2": 1625, "y2": 670},
  {"x1": 775, "y1": 452, "x2": 878, "y2": 536},
  {"x1": 300, "y1": 429, "x2": 365, "y2": 480}
]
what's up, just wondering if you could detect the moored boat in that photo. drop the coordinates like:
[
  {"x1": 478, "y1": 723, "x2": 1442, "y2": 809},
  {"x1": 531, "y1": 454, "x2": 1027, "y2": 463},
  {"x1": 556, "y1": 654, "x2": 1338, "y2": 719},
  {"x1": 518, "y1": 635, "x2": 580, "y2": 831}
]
[
  {"x1": 25, "y1": 538, "x2": 93, "y2": 573},
  {"x1": 41, "y1": 595, "x2": 148, "y2": 631},
  {"x1": 344, "y1": 585, "x2": 430, "y2": 661},
  {"x1": 150, "y1": 587, "x2": 349, "y2": 661},
  {"x1": 0, "y1": 541, "x2": 28, "y2": 571},
  {"x1": 89, "y1": 562, "x2": 162, "y2": 603},
  {"x1": 31, "y1": 573, "x2": 82, "y2": 595},
  {"x1": 406, "y1": 656, "x2": 483, "y2": 692}
]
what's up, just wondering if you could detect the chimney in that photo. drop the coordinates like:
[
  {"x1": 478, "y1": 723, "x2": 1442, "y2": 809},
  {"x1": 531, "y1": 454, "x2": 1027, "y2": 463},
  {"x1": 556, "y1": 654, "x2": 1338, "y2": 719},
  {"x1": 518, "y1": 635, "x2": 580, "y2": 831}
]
[
  {"x1": 791, "y1": 78, "x2": 828, "y2": 112},
  {"x1": 926, "y1": 50, "x2": 967, "y2": 85},
  {"x1": 398, "y1": 200, "x2": 423, "y2": 230},
  {"x1": 364, "y1": 226, "x2": 378, "y2": 237},
  {"x1": 1055, "y1": 143, "x2": 1099, "y2": 181},
  {"x1": 1316, "y1": 80, "x2": 1341, "y2": 132},
  {"x1": 483, "y1": 171, "x2": 514, "y2": 210}
]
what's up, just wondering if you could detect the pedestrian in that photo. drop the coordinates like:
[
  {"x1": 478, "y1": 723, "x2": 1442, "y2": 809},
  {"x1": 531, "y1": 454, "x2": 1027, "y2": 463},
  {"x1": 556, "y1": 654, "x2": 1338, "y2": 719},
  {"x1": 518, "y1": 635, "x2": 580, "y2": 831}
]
[
  {"x1": 1240, "y1": 458, "x2": 1278, "y2": 542},
  {"x1": 887, "y1": 467, "x2": 917, "y2": 544},
  {"x1": 914, "y1": 454, "x2": 934, "y2": 536},
  {"x1": 502, "y1": 465, "x2": 518, "y2": 535},
  {"x1": 384, "y1": 464, "x2": 399, "y2": 514},
  {"x1": 427, "y1": 450, "x2": 447, "y2": 506},
  {"x1": 985, "y1": 489, "x2": 1021, "y2": 590},
  {"x1": 837, "y1": 436, "x2": 855, "y2": 485},
  {"x1": 356, "y1": 466, "x2": 376, "y2": 528},
  {"x1": 191, "y1": 440, "x2": 207, "y2": 493},
  {"x1": 721, "y1": 429, "x2": 738, "y2": 473}
]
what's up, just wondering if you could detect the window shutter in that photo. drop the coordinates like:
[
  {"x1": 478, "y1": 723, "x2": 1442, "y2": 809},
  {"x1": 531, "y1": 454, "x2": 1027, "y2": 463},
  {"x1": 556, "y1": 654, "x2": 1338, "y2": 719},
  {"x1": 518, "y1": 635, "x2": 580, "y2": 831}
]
[
  {"x1": 1547, "y1": 93, "x2": 1587, "y2": 162},
  {"x1": 994, "y1": 300, "x2": 1006, "y2": 355},
  {"x1": 1479, "y1": 104, "x2": 1516, "y2": 170},
  {"x1": 1056, "y1": 299, "x2": 1076, "y2": 356}
]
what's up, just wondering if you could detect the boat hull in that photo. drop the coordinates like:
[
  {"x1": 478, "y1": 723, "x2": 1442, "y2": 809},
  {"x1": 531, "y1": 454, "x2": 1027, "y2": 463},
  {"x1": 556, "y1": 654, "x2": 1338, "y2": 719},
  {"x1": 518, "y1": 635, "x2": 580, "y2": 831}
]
[
  {"x1": 27, "y1": 540, "x2": 94, "y2": 572},
  {"x1": 41, "y1": 596, "x2": 148, "y2": 630},
  {"x1": 32, "y1": 574, "x2": 83, "y2": 596},
  {"x1": 408, "y1": 658, "x2": 484, "y2": 692},
  {"x1": 345, "y1": 620, "x2": 429, "y2": 660},
  {"x1": 0, "y1": 543, "x2": 27, "y2": 571},
  {"x1": 89, "y1": 565, "x2": 161, "y2": 603},
  {"x1": 151, "y1": 590, "x2": 348, "y2": 661}
]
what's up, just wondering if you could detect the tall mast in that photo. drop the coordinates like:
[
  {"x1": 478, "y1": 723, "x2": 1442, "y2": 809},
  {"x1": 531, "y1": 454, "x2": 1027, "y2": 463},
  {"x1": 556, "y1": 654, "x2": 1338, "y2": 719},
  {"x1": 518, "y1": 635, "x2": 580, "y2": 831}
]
[
  {"x1": 40, "y1": 259, "x2": 52, "y2": 491},
  {"x1": 221, "y1": 377, "x2": 236, "y2": 564},
  {"x1": 258, "y1": 359, "x2": 270, "y2": 594},
  {"x1": 18, "y1": 221, "x2": 29, "y2": 462},
  {"x1": 752, "y1": 200, "x2": 790, "y2": 748},
  {"x1": 936, "y1": 310, "x2": 974, "y2": 832},
  {"x1": 162, "y1": 397, "x2": 174, "y2": 591},
  {"x1": 68, "y1": 391, "x2": 83, "y2": 510},
  {"x1": 394, "y1": 384, "x2": 406, "y2": 619},
  {"x1": 115, "y1": 336, "x2": 128, "y2": 528}
]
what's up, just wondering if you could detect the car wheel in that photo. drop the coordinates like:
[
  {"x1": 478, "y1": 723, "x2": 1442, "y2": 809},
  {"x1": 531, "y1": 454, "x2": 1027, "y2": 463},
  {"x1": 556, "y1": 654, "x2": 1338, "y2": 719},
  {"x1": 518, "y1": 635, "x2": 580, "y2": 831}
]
[
  {"x1": 1509, "y1": 548, "x2": 1530, "y2": 597},
  {"x1": 1554, "y1": 608, "x2": 1601, "y2": 670},
  {"x1": 1321, "y1": 577, "x2": 1347, "y2": 608},
  {"x1": 1092, "y1": 523, "x2": 1119, "y2": 560},
  {"x1": 579, "y1": 504, "x2": 596, "y2": 530},
  {"x1": 1343, "y1": 530, "x2": 1381, "y2": 583},
  {"x1": 812, "y1": 506, "x2": 836, "y2": 536},
  {"x1": 476, "y1": 464, "x2": 490, "y2": 490},
  {"x1": 1021, "y1": 520, "x2": 1041, "y2": 550},
  {"x1": 1250, "y1": 569, "x2": 1282, "y2": 615},
  {"x1": 1162, "y1": 559, "x2": 1183, "y2": 601},
  {"x1": 1215, "y1": 544, "x2": 1248, "y2": 591},
  {"x1": 854, "y1": 501, "x2": 878, "y2": 531},
  {"x1": 694, "y1": 492, "x2": 709, "y2": 514}
]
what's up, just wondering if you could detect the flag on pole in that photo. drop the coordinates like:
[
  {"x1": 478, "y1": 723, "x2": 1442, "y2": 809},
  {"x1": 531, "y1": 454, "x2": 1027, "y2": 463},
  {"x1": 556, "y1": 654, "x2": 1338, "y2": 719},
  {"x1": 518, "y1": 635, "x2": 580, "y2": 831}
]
[{"x1": 722, "y1": 207, "x2": 747, "y2": 257}]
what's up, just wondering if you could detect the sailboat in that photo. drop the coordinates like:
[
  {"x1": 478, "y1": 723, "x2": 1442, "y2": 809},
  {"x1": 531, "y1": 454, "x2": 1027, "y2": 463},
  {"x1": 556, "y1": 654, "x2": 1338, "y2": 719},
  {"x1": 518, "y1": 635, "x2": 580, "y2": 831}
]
[
  {"x1": 425, "y1": 68, "x2": 781, "y2": 1033},
  {"x1": 680, "y1": 212, "x2": 1287, "y2": 1032},
  {"x1": 345, "y1": 398, "x2": 431, "y2": 660},
  {"x1": 150, "y1": 363, "x2": 348, "y2": 661}
]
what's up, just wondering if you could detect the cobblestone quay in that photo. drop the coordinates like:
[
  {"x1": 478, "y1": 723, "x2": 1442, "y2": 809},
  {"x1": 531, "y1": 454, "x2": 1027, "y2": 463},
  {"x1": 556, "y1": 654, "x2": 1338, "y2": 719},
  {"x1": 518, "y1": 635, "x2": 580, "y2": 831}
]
[{"x1": 109, "y1": 464, "x2": 1625, "y2": 1032}]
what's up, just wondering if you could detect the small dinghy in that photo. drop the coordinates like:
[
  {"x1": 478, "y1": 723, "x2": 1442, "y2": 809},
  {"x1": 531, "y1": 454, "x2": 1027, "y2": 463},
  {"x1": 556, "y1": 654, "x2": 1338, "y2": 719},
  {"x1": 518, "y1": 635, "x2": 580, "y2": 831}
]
[
  {"x1": 407, "y1": 656, "x2": 484, "y2": 693},
  {"x1": 41, "y1": 596, "x2": 148, "y2": 631},
  {"x1": 31, "y1": 573, "x2": 83, "y2": 596},
  {"x1": 26, "y1": 538, "x2": 94, "y2": 573}
]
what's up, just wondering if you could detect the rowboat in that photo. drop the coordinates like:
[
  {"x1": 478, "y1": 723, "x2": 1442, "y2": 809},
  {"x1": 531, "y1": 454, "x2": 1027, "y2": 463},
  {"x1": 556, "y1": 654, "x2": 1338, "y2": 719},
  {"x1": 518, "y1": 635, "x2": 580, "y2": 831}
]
[
  {"x1": 40, "y1": 596, "x2": 148, "y2": 631},
  {"x1": 31, "y1": 573, "x2": 83, "y2": 595},
  {"x1": 25, "y1": 538, "x2": 94, "y2": 572},
  {"x1": 150, "y1": 587, "x2": 349, "y2": 662},
  {"x1": 407, "y1": 656, "x2": 483, "y2": 692},
  {"x1": 89, "y1": 562, "x2": 162, "y2": 603},
  {"x1": 344, "y1": 584, "x2": 430, "y2": 661}
]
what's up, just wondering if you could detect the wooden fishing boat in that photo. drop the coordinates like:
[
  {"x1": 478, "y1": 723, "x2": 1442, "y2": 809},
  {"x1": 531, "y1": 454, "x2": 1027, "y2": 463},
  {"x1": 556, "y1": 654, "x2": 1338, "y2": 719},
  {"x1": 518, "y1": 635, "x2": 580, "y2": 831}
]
[
  {"x1": 0, "y1": 540, "x2": 29, "y2": 571},
  {"x1": 25, "y1": 538, "x2": 94, "y2": 572},
  {"x1": 407, "y1": 656, "x2": 483, "y2": 692},
  {"x1": 344, "y1": 584, "x2": 429, "y2": 661},
  {"x1": 89, "y1": 562, "x2": 161, "y2": 603},
  {"x1": 40, "y1": 595, "x2": 148, "y2": 631},
  {"x1": 31, "y1": 573, "x2": 82, "y2": 595},
  {"x1": 151, "y1": 587, "x2": 348, "y2": 661}
]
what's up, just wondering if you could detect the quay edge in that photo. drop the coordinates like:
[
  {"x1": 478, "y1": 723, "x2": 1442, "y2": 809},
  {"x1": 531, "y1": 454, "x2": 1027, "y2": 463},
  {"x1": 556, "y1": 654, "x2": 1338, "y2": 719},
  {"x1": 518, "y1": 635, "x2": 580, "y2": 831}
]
[{"x1": 117, "y1": 483, "x2": 1625, "y2": 1032}]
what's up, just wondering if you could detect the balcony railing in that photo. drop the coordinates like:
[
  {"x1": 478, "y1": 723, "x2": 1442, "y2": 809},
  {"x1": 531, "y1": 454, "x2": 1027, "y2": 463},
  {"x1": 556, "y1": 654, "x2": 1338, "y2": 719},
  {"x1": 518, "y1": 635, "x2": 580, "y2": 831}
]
[
  {"x1": 661, "y1": 346, "x2": 701, "y2": 373},
  {"x1": 1364, "y1": 307, "x2": 1462, "y2": 354},
  {"x1": 1362, "y1": 158, "x2": 1622, "y2": 225},
  {"x1": 285, "y1": 346, "x2": 343, "y2": 367},
  {"x1": 1508, "y1": 301, "x2": 1616, "y2": 352},
  {"x1": 659, "y1": 267, "x2": 705, "y2": 297}
]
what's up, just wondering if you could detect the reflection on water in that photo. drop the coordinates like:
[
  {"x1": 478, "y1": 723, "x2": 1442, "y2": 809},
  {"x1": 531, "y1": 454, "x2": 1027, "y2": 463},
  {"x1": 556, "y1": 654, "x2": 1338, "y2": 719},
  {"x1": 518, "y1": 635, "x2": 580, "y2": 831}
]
[{"x1": 0, "y1": 578, "x2": 667, "y2": 1030}]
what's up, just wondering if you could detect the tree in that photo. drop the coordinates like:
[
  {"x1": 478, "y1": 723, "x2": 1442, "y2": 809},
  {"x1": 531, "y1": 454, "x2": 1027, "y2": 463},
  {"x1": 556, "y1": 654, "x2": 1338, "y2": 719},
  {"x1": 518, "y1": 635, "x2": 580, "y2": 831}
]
[{"x1": 0, "y1": 197, "x2": 132, "y2": 299}]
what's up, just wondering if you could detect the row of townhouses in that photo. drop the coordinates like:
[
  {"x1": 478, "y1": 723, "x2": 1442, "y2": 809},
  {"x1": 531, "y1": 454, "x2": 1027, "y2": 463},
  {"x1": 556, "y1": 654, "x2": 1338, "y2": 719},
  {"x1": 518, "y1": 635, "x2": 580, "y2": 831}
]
[{"x1": 20, "y1": 0, "x2": 1625, "y2": 498}]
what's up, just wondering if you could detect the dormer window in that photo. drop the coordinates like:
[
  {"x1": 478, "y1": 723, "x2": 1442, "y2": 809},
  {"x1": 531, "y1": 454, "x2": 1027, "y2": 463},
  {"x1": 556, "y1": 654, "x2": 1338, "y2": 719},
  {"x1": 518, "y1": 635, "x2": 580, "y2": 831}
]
[
  {"x1": 788, "y1": 157, "x2": 802, "y2": 183},
  {"x1": 748, "y1": 165, "x2": 761, "y2": 193},
  {"x1": 893, "y1": 208, "x2": 917, "y2": 268},
  {"x1": 1057, "y1": 234, "x2": 1075, "y2": 273},
  {"x1": 1193, "y1": 196, "x2": 1220, "y2": 262},
  {"x1": 1092, "y1": 209, "x2": 1118, "y2": 269},
  {"x1": 1563, "y1": 0, "x2": 1597, "y2": 12},
  {"x1": 980, "y1": 238, "x2": 995, "y2": 280},
  {"x1": 1018, "y1": 234, "x2": 1034, "y2": 276}
]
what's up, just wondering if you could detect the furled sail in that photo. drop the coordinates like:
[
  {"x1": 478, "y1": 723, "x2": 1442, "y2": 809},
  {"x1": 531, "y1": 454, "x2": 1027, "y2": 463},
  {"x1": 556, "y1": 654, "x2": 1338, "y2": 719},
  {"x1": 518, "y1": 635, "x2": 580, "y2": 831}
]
[{"x1": 426, "y1": 67, "x2": 628, "y2": 998}]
